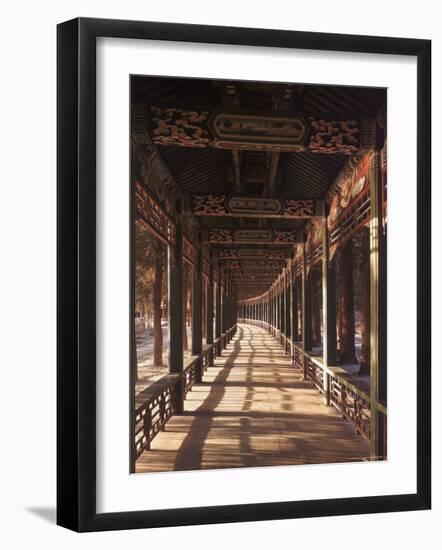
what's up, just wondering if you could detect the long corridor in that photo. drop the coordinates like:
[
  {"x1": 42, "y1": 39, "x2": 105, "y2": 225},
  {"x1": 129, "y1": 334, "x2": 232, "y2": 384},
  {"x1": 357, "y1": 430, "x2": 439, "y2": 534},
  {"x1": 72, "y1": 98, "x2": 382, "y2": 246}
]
[{"x1": 136, "y1": 323, "x2": 370, "y2": 473}]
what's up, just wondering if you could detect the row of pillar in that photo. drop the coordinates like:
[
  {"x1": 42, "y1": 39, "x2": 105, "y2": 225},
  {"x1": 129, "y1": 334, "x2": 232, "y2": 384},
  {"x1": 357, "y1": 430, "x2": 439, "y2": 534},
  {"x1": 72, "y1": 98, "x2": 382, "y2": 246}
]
[
  {"x1": 238, "y1": 154, "x2": 386, "y2": 458},
  {"x1": 168, "y1": 226, "x2": 238, "y2": 412}
]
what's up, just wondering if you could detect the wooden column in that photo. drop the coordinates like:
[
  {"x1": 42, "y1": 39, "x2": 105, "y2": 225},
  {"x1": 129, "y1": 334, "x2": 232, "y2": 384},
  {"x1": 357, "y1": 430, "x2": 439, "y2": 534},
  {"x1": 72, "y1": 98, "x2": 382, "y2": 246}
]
[
  {"x1": 337, "y1": 239, "x2": 356, "y2": 363},
  {"x1": 231, "y1": 283, "x2": 235, "y2": 328},
  {"x1": 229, "y1": 282, "x2": 233, "y2": 335},
  {"x1": 191, "y1": 243, "x2": 203, "y2": 381},
  {"x1": 292, "y1": 275, "x2": 299, "y2": 343},
  {"x1": 206, "y1": 251, "x2": 214, "y2": 365},
  {"x1": 222, "y1": 273, "x2": 228, "y2": 345},
  {"x1": 273, "y1": 287, "x2": 277, "y2": 333},
  {"x1": 288, "y1": 266, "x2": 294, "y2": 360},
  {"x1": 215, "y1": 262, "x2": 222, "y2": 340},
  {"x1": 272, "y1": 289, "x2": 275, "y2": 329},
  {"x1": 370, "y1": 152, "x2": 387, "y2": 459},
  {"x1": 275, "y1": 286, "x2": 279, "y2": 331},
  {"x1": 168, "y1": 215, "x2": 184, "y2": 412},
  {"x1": 268, "y1": 292, "x2": 271, "y2": 329},
  {"x1": 275, "y1": 287, "x2": 279, "y2": 333},
  {"x1": 301, "y1": 241, "x2": 312, "y2": 381},
  {"x1": 285, "y1": 269, "x2": 291, "y2": 339},
  {"x1": 232, "y1": 287, "x2": 237, "y2": 328},
  {"x1": 206, "y1": 252, "x2": 214, "y2": 342},
  {"x1": 302, "y1": 243, "x2": 313, "y2": 352},
  {"x1": 322, "y1": 215, "x2": 337, "y2": 405}
]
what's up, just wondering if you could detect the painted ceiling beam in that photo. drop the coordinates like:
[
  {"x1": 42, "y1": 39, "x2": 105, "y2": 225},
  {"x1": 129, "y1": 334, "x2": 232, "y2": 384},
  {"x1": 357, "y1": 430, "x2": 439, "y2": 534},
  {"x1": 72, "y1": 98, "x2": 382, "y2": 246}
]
[
  {"x1": 193, "y1": 194, "x2": 323, "y2": 219},
  {"x1": 208, "y1": 227, "x2": 303, "y2": 245},
  {"x1": 136, "y1": 104, "x2": 376, "y2": 154},
  {"x1": 222, "y1": 259, "x2": 286, "y2": 270},
  {"x1": 217, "y1": 248, "x2": 291, "y2": 260}
]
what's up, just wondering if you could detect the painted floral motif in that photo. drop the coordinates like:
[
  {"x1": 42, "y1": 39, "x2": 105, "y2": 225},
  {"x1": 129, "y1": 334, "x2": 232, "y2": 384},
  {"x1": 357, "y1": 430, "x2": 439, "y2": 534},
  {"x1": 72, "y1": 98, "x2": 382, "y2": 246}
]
[
  {"x1": 192, "y1": 195, "x2": 228, "y2": 215},
  {"x1": 150, "y1": 107, "x2": 211, "y2": 147},
  {"x1": 329, "y1": 151, "x2": 373, "y2": 225},
  {"x1": 219, "y1": 249, "x2": 288, "y2": 260},
  {"x1": 308, "y1": 118, "x2": 360, "y2": 154},
  {"x1": 134, "y1": 180, "x2": 176, "y2": 246},
  {"x1": 273, "y1": 230, "x2": 298, "y2": 244},
  {"x1": 283, "y1": 199, "x2": 315, "y2": 217},
  {"x1": 219, "y1": 249, "x2": 239, "y2": 259},
  {"x1": 305, "y1": 218, "x2": 323, "y2": 255},
  {"x1": 209, "y1": 229, "x2": 233, "y2": 243},
  {"x1": 225, "y1": 260, "x2": 241, "y2": 270}
]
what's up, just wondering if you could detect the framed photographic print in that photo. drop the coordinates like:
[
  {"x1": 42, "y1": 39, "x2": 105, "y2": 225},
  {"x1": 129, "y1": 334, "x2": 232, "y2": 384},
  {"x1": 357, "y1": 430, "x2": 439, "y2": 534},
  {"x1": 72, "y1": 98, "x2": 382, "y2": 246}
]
[{"x1": 57, "y1": 18, "x2": 431, "y2": 532}]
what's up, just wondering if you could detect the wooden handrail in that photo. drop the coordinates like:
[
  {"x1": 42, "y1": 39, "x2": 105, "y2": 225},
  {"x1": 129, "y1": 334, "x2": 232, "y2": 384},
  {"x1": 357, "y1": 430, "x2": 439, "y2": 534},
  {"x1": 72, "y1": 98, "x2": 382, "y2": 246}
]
[
  {"x1": 134, "y1": 324, "x2": 238, "y2": 455},
  {"x1": 134, "y1": 374, "x2": 181, "y2": 458}
]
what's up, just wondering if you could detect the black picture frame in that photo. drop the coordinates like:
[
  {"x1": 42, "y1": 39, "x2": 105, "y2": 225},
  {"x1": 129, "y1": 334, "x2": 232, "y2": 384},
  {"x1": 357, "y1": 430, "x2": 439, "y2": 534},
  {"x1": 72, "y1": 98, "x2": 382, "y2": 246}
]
[{"x1": 57, "y1": 17, "x2": 431, "y2": 532}]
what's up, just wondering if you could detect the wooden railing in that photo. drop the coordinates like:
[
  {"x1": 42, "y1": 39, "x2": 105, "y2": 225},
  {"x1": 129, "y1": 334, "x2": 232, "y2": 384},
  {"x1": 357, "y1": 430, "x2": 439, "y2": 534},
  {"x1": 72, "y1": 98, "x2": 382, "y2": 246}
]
[
  {"x1": 238, "y1": 318, "x2": 386, "y2": 456},
  {"x1": 134, "y1": 374, "x2": 181, "y2": 458},
  {"x1": 134, "y1": 325, "x2": 237, "y2": 457},
  {"x1": 330, "y1": 370, "x2": 370, "y2": 439}
]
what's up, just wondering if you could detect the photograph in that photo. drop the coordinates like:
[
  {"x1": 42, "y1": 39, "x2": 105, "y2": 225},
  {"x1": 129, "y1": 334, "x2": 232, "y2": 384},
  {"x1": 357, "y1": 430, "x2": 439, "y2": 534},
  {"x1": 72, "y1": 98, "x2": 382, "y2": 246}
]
[
  {"x1": 130, "y1": 76, "x2": 387, "y2": 473},
  {"x1": 0, "y1": 1, "x2": 434, "y2": 542}
]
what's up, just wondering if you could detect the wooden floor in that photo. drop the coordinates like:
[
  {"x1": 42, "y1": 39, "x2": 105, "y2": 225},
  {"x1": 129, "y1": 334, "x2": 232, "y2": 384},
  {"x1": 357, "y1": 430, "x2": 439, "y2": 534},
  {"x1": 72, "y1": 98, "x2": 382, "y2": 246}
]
[{"x1": 136, "y1": 323, "x2": 370, "y2": 473}]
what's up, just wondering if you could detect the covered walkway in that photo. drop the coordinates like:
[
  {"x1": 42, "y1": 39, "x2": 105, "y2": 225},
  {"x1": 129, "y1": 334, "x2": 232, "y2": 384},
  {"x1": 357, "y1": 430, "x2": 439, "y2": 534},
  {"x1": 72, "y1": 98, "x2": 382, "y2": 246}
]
[
  {"x1": 131, "y1": 77, "x2": 387, "y2": 472},
  {"x1": 136, "y1": 323, "x2": 369, "y2": 473}
]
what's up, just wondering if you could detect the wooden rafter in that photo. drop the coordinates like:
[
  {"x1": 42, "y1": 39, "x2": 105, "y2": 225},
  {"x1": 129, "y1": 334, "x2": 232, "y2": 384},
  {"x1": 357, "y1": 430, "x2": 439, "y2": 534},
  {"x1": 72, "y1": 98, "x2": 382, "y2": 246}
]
[
  {"x1": 231, "y1": 150, "x2": 242, "y2": 194},
  {"x1": 264, "y1": 152, "x2": 280, "y2": 197}
]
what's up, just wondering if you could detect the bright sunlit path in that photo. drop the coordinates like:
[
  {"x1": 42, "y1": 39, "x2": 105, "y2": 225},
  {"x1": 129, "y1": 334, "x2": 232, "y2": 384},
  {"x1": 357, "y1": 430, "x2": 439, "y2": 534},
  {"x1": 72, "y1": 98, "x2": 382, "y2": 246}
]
[{"x1": 136, "y1": 323, "x2": 370, "y2": 473}]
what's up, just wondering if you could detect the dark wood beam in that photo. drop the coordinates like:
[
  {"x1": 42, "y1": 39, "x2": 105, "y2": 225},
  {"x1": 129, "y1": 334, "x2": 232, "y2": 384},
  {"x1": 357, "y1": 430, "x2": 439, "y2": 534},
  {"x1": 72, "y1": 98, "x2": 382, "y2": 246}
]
[
  {"x1": 221, "y1": 259, "x2": 286, "y2": 270},
  {"x1": 264, "y1": 152, "x2": 280, "y2": 197},
  {"x1": 209, "y1": 227, "x2": 303, "y2": 245},
  {"x1": 168, "y1": 215, "x2": 184, "y2": 412},
  {"x1": 218, "y1": 247, "x2": 291, "y2": 260},
  {"x1": 231, "y1": 150, "x2": 242, "y2": 194},
  {"x1": 192, "y1": 194, "x2": 323, "y2": 219},
  {"x1": 141, "y1": 104, "x2": 376, "y2": 154}
]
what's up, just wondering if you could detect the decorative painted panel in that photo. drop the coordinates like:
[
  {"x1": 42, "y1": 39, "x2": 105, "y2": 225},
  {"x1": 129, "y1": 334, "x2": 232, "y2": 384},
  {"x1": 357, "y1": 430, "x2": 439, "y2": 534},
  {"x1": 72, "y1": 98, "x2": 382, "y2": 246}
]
[
  {"x1": 210, "y1": 112, "x2": 307, "y2": 151},
  {"x1": 183, "y1": 236, "x2": 198, "y2": 267},
  {"x1": 192, "y1": 194, "x2": 315, "y2": 218},
  {"x1": 148, "y1": 105, "x2": 373, "y2": 155},
  {"x1": 202, "y1": 257, "x2": 210, "y2": 277},
  {"x1": 308, "y1": 117, "x2": 376, "y2": 155},
  {"x1": 209, "y1": 228, "x2": 301, "y2": 245},
  {"x1": 150, "y1": 107, "x2": 211, "y2": 147},
  {"x1": 219, "y1": 248, "x2": 289, "y2": 260},
  {"x1": 224, "y1": 259, "x2": 286, "y2": 270},
  {"x1": 305, "y1": 218, "x2": 323, "y2": 267},
  {"x1": 327, "y1": 150, "x2": 374, "y2": 254},
  {"x1": 134, "y1": 180, "x2": 176, "y2": 246},
  {"x1": 308, "y1": 118, "x2": 359, "y2": 154}
]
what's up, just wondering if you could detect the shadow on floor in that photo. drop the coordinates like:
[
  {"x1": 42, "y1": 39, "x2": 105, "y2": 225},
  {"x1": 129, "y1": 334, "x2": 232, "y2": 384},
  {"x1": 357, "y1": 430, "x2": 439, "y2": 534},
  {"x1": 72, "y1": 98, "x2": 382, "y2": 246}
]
[{"x1": 25, "y1": 506, "x2": 56, "y2": 524}]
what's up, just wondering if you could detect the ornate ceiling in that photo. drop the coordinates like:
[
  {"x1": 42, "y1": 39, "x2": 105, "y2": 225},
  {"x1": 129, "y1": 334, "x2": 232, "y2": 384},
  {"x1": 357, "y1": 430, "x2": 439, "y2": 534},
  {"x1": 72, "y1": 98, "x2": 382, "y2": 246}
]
[{"x1": 132, "y1": 76, "x2": 386, "y2": 299}]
